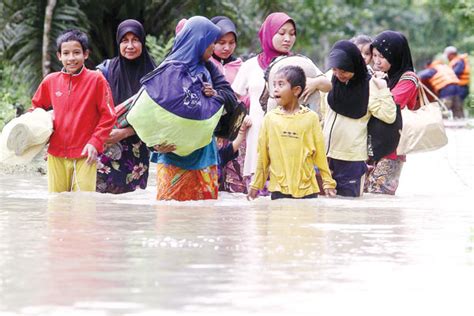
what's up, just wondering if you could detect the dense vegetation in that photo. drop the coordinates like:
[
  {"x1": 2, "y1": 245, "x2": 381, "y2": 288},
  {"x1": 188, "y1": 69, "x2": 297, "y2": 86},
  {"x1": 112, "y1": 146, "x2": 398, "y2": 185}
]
[{"x1": 1, "y1": 0, "x2": 473, "y2": 127}]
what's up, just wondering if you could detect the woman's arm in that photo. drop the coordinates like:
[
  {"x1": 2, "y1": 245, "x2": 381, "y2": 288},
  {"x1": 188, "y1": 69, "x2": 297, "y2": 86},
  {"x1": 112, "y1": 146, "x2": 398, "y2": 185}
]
[
  {"x1": 232, "y1": 115, "x2": 252, "y2": 152},
  {"x1": 105, "y1": 127, "x2": 135, "y2": 145},
  {"x1": 311, "y1": 116, "x2": 337, "y2": 196},
  {"x1": 248, "y1": 117, "x2": 270, "y2": 200},
  {"x1": 301, "y1": 75, "x2": 332, "y2": 103},
  {"x1": 368, "y1": 78, "x2": 397, "y2": 124},
  {"x1": 205, "y1": 61, "x2": 238, "y2": 111}
]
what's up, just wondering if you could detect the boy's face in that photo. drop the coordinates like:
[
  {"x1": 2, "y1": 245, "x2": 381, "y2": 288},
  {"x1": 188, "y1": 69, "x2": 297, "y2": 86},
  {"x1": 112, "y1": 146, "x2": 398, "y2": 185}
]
[
  {"x1": 273, "y1": 73, "x2": 300, "y2": 107},
  {"x1": 56, "y1": 40, "x2": 89, "y2": 74}
]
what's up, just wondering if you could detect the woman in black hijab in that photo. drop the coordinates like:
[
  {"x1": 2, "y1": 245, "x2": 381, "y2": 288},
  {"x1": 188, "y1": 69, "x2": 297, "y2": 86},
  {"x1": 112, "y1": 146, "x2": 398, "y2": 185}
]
[
  {"x1": 371, "y1": 30, "x2": 415, "y2": 90},
  {"x1": 365, "y1": 31, "x2": 419, "y2": 195},
  {"x1": 327, "y1": 40, "x2": 371, "y2": 119},
  {"x1": 96, "y1": 19, "x2": 156, "y2": 194},
  {"x1": 322, "y1": 40, "x2": 396, "y2": 197}
]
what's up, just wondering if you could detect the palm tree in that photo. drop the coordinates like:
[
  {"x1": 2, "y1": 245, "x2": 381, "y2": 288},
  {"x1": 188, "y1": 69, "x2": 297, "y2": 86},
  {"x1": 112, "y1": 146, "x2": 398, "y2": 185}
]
[
  {"x1": 42, "y1": 0, "x2": 57, "y2": 77},
  {"x1": 0, "y1": 0, "x2": 270, "y2": 94},
  {"x1": 0, "y1": 0, "x2": 87, "y2": 93}
]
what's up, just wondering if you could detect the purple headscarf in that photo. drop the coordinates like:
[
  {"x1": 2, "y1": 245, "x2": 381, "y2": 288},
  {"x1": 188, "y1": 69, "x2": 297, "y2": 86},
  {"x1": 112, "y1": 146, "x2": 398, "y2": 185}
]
[
  {"x1": 257, "y1": 12, "x2": 295, "y2": 70},
  {"x1": 164, "y1": 16, "x2": 221, "y2": 78}
]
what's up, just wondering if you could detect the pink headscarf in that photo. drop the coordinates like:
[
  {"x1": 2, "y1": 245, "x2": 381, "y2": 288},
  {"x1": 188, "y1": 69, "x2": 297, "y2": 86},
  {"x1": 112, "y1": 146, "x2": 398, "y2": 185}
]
[{"x1": 257, "y1": 12, "x2": 296, "y2": 70}]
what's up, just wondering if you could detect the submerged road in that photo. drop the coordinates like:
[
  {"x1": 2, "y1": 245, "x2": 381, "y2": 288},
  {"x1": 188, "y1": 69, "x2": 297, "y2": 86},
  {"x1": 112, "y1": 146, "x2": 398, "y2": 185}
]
[{"x1": 0, "y1": 128, "x2": 473, "y2": 316}]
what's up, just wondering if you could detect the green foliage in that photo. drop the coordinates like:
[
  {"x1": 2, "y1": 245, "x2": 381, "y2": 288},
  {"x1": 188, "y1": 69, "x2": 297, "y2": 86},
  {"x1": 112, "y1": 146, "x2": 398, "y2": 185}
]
[
  {"x1": 0, "y1": 0, "x2": 88, "y2": 94},
  {"x1": 454, "y1": 0, "x2": 474, "y2": 31},
  {"x1": 467, "y1": 55, "x2": 474, "y2": 117},
  {"x1": 0, "y1": 0, "x2": 473, "y2": 118},
  {"x1": 146, "y1": 34, "x2": 174, "y2": 65},
  {"x1": 0, "y1": 62, "x2": 30, "y2": 129}
]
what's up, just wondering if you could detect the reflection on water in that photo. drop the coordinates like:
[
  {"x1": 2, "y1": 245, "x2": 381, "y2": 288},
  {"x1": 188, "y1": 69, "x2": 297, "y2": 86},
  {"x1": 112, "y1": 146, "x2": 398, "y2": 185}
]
[{"x1": 0, "y1": 129, "x2": 473, "y2": 315}]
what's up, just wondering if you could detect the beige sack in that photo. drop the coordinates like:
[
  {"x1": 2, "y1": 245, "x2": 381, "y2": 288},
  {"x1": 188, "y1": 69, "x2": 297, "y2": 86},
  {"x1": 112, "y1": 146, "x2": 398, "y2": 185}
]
[
  {"x1": 396, "y1": 84, "x2": 448, "y2": 155},
  {"x1": 0, "y1": 108, "x2": 53, "y2": 165}
]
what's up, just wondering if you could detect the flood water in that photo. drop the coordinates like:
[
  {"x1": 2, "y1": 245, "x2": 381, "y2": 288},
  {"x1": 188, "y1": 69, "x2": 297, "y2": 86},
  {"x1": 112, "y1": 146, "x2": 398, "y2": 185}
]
[{"x1": 1, "y1": 128, "x2": 473, "y2": 316}]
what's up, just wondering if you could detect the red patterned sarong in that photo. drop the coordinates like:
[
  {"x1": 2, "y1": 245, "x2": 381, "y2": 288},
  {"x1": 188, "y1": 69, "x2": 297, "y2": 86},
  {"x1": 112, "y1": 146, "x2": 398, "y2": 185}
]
[{"x1": 156, "y1": 164, "x2": 218, "y2": 201}]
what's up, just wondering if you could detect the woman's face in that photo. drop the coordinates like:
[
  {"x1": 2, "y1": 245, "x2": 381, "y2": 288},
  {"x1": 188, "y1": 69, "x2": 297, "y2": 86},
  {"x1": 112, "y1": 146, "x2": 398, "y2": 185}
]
[
  {"x1": 372, "y1": 47, "x2": 391, "y2": 72},
  {"x1": 272, "y1": 22, "x2": 296, "y2": 54},
  {"x1": 358, "y1": 43, "x2": 372, "y2": 65},
  {"x1": 332, "y1": 68, "x2": 354, "y2": 84},
  {"x1": 214, "y1": 32, "x2": 236, "y2": 60},
  {"x1": 119, "y1": 32, "x2": 142, "y2": 60},
  {"x1": 202, "y1": 42, "x2": 215, "y2": 61}
]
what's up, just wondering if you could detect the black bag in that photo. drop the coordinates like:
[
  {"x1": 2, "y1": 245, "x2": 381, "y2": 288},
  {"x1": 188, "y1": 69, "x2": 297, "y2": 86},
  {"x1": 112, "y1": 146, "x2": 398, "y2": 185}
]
[
  {"x1": 367, "y1": 104, "x2": 403, "y2": 161},
  {"x1": 214, "y1": 101, "x2": 247, "y2": 140}
]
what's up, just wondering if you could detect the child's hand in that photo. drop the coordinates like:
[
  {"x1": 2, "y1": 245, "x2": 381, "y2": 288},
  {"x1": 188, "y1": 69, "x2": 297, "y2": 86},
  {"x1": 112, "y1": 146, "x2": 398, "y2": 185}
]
[
  {"x1": 324, "y1": 188, "x2": 337, "y2": 197},
  {"x1": 301, "y1": 76, "x2": 332, "y2": 103},
  {"x1": 81, "y1": 143, "x2": 98, "y2": 165},
  {"x1": 153, "y1": 142, "x2": 176, "y2": 153},
  {"x1": 301, "y1": 77, "x2": 318, "y2": 103},
  {"x1": 202, "y1": 82, "x2": 216, "y2": 97},
  {"x1": 240, "y1": 115, "x2": 252, "y2": 132},
  {"x1": 247, "y1": 188, "x2": 259, "y2": 200}
]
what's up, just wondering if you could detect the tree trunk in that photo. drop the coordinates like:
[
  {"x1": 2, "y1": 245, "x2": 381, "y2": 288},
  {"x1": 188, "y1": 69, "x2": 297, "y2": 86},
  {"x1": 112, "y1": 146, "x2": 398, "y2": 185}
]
[{"x1": 42, "y1": 0, "x2": 57, "y2": 77}]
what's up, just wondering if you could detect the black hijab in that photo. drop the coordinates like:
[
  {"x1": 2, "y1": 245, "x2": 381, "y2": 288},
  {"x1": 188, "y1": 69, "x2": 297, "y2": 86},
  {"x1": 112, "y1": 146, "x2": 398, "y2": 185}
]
[
  {"x1": 371, "y1": 30, "x2": 414, "y2": 90},
  {"x1": 108, "y1": 19, "x2": 156, "y2": 105},
  {"x1": 327, "y1": 40, "x2": 370, "y2": 119},
  {"x1": 210, "y1": 16, "x2": 238, "y2": 64}
]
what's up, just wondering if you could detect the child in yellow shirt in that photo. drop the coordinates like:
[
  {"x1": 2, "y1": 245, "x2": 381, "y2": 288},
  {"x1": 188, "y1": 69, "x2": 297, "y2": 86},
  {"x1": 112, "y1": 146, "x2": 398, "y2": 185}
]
[{"x1": 248, "y1": 66, "x2": 337, "y2": 200}]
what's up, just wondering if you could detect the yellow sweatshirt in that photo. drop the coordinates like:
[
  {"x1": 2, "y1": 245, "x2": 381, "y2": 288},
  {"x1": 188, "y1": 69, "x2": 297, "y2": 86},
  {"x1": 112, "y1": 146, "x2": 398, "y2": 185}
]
[
  {"x1": 250, "y1": 106, "x2": 336, "y2": 197},
  {"x1": 321, "y1": 75, "x2": 397, "y2": 161}
]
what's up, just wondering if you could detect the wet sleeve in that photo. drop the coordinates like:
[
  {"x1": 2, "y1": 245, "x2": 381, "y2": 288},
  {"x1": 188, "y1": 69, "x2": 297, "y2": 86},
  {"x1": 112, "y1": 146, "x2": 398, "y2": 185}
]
[
  {"x1": 311, "y1": 116, "x2": 336, "y2": 190},
  {"x1": 88, "y1": 73, "x2": 117, "y2": 153},
  {"x1": 250, "y1": 116, "x2": 270, "y2": 190},
  {"x1": 368, "y1": 79, "x2": 397, "y2": 124}
]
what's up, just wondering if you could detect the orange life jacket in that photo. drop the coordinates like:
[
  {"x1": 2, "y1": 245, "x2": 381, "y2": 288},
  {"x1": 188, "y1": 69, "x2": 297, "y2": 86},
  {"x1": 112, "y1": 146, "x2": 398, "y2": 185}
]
[
  {"x1": 427, "y1": 63, "x2": 459, "y2": 94},
  {"x1": 449, "y1": 53, "x2": 470, "y2": 86}
]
